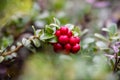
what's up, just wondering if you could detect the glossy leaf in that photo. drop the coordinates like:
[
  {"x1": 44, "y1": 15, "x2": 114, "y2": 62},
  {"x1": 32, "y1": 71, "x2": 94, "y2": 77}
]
[
  {"x1": 45, "y1": 25, "x2": 54, "y2": 34},
  {"x1": 96, "y1": 41, "x2": 107, "y2": 49},
  {"x1": 40, "y1": 33, "x2": 55, "y2": 41},
  {"x1": 48, "y1": 37, "x2": 57, "y2": 43},
  {"x1": 53, "y1": 17, "x2": 60, "y2": 26},
  {"x1": 94, "y1": 33, "x2": 108, "y2": 42},
  {"x1": 32, "y1": 38, "x2": 41, "y2": 48},
  {"x1": 108, "y1": 23, "x2": 117, "y2": 36}
]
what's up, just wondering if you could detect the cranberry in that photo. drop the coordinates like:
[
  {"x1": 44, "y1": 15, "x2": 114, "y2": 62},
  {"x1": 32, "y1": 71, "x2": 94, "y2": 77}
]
[
  {"x1": 58, "y1": 35, "x2": 69, "y2": 44},
  {"x1": 60, "y1": 26, "x2": 68, "y2": 35},
  {"x1": 71, "y1": 44, "x2": 80, "y2": 53},
  {"x1": 64, "y1": 43, "x2": 72, "y2": 51},
  {"x1": 69, "y1": 36, "x2": 78, "y2": 45},
  {"x1": 67, "y1": 30, "x2": 73, "y2": 37},
  {"x1": 53, "y1": 43, "x2": 63, "y2": 52},
  {"x1": 55, "y1": 30, "x2": 61, "y2": 37},
  {"x1": 75, "y1": 37, "x2": 80, "y2": 43}
]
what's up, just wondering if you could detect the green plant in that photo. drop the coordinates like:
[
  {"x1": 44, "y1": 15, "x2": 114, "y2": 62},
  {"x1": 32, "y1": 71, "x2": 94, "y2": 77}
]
[{"x1": 0, "y1": 18, "x2": 81, "y2": 63}]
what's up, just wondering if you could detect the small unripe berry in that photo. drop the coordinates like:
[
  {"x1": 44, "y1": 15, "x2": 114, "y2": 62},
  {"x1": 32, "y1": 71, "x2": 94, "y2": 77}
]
[
  {"x1": 58, "y1": 35, "x2": 69, "y2": 44},
  {"x1": 71, "y1": 44, "x2": 80, "y2": 53},
  {"x1": 55, "y1": 30, "x2": 61, "y2": 37},
  {"x1": 60, "y1": 26, "x2": 68, "y2": 35},
  {"x1": 53, "y1": 43, "x2": 63, "y2": 52}
]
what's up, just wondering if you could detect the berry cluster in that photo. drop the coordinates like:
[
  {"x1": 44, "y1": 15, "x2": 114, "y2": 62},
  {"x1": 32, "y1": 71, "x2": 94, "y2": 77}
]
[{"x1": 53, "y1": 26, "x2": 80, "y2": 54}]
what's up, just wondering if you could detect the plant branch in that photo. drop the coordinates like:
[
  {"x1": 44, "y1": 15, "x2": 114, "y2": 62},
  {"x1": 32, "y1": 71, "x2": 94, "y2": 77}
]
[
  {"x1": 114, "y1": 53, "x2": 118, "y2": 72},
  {"x1": 104, "y1": 54, "x2": 120, "y2": 59},
  {"x1": 1, "y1": 36, "x2": 39, "y2": 57},
  {"x1": 2, "y1": 45, "x2": 23, "y2": 57}
]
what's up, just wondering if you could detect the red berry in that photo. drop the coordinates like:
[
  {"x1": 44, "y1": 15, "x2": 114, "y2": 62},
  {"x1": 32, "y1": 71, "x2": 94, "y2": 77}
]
[
  {"x1": 69, "y1": 36, "x2": 78, "y2": 45},
  {"x1": 55, "y1": 30, "x2": 61, "y2": 37},
  {"x1": 75, "y1": 37, "x2": 80, "y2": 43},
  {"x1": 67, "y1": 30, "x2": 73, "y2": 37},
  {"x1": 71, "y1": 44, "x2": 80, "y2": 53},
  {"x1": 64, "y1": 43, "x2": 72, "y2": 51},
  {"x1": 53, "y1": 43, "x2": 63, "y2": 52},
  {"x1": 58, "y1": 35, "x2": 69, "y2": 44},
  {"x1": 60, "y1": 26, "x2": 68, "y2": 35}
]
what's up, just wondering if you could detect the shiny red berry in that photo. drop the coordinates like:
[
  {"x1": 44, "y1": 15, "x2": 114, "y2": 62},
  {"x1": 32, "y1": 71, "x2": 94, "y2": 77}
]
[
  {"x1": 71, "y1": 44, "x2": 80, "y2": 53},
  {"x1": 67, "y1": 30, "x2": 73, "y2": 37},
  {"x1": 60, "y1": 26, "x2": 68, "y2": 35},
  {"x1": 55, "y1": 30, "x2": 61, "y2": 37},
  {"x1": 75, "y1": 37, "x2": 80, "y2": 43},
  {"x1": 64, "y1": 43, "x2": 72, "y2": 51},
  {"x1": 53, "y1": 43, "x2": 63, "y2": 52},
  {"x1": 58, "y1": 35, "x2": 69, "y2": 44},
  {"x1": 69, "y1": 36, "x2": 78, "y2": 45}
]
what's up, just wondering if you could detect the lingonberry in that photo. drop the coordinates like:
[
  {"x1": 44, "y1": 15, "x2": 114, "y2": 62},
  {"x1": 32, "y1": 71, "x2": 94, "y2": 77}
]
[
  {"x1": 67, "y1": 30, "x2": 73, "y2": 37},
  {"x1": 64, "y1": 43, "x2": 72, "y2": 51},
  {"x1": 60, "y1": 26, "x2": 68, "y2": 35},
  {"x1": 53, "y1": 43, "x2": 63, "y2": 52},
  {"x1": 55, "y1": 30, "x2": 61, "y2": 37},
  {"x1": 58, "y1": 35, "x2": 69, "y2": 44},
  {"x1": 71, "y1": 44, "x2": 80, "y2": 53},
  {"x1": 69, "y1": 36, "x2": 78, "y2": 45},
  {"x1": 75, "y1": 36, "x2": 80, "y2": 43}
]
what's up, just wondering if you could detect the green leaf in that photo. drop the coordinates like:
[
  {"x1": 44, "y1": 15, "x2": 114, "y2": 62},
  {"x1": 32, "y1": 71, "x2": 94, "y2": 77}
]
[
  {"x1": 32, "y1": 38, "x2": 41, "y2": 47},
  {"x1": 40, "y1": 33, "x2": 54, "y2": 41},
  {"x1": 35, "y1": 29, "x2": 42, "y2": 37},
  {"x1": 95, "y1": 41, "x2": 107, "y2": 49},
  {"x1": 72, "y1": 26, "x2": 81, "y2": 36},
  {"x1": 48, "y1": 37, "x2": 57, "y2": 43},
  {"x1": 32, "y1": 26, "x2": 36, "y2": 35},
  {"x1": 50, "y1": 23, "x2": 60, "y2": 29},
  {"x1": 81, "y1": 29, "x2": 88, "y2": 36},
  {"x1": 110, "y1": 36, "x2": 119, "y2": 40},
  {"x1": 94, "y1": 33, "x2": 108, "y2": 42},
  {"x1": 65, "y1": 24, "x2": 74, "y2": 30},
  {"x1": 0, "y1": 56, "x2": 4, "y2": 63},
  {"x1": 22, "y1": 38, "x2": 31, "y2": 47},
  {"x1": 45, "y1": 25, "x2": 54, "y2": 34},
  {"x1": 84, "y1": 37, "x2": 95, "y2": 44},
  {"x1": 102, "y1": 28, "x2": 110, "y2": 33},
  {"x1": 108, "y1": 23, "x2": 117, "y2": 36},
  {"x1": 53, "y1": 17, "x2": 60, "y2": 26},
  {"x1": 0, "y1": 36, "x2": 13, "y2": 49}
]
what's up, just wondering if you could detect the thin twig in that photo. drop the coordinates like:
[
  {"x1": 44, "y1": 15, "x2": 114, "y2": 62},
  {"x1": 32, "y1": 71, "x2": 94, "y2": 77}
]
[
  {"x1": 114, "y1": 53, "x2": 118, "y2": 72},
  {"x1": 2, "y1": 45, "x2": 23, "y2": 57},
  {"x1": 104, "y1": 54, "x2": 120, "y2": 59},
  {"x1": 0, "y1": 44, "x2": 12, "y2": 56},
  {"x1": 1, "y1": 36, "x2": 39, "y2": 57},
  {"x1": 104, "y1": 53, "x2": 120, "y2": 72}
]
